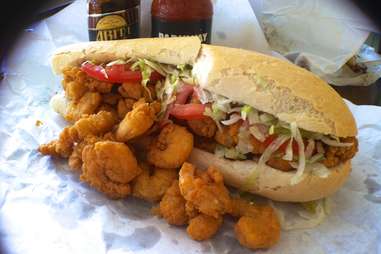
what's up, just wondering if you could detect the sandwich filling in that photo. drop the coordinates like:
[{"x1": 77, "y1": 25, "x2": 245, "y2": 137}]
[{"x1": 55, "y1": 58, "x2": 358, "y2": 185}]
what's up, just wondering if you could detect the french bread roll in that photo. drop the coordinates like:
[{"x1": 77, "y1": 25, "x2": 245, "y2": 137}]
[
  {"x1": 51, "y1": 37, "x2": 201, "y2": 74},
  {"x1": 49, "y1": 37, "x2": 357, "y2": 202},
  {"x1": 188, "y1": 148, "x2": 351, "y2": 202},
  {"x1": 192, "y1": 44, "x2": 357, "y2": 137}
]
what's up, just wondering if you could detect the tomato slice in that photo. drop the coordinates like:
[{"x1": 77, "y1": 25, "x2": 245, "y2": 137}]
[
  {"x1": 105, "y1": 64, "x2": 142, "y2": 83},
  {"x1": 149, "y1": 71, "x2": 164, "y2": 83},
  {"x1": 175, "y1": 84, "x2": 194, "y2": 104},
  {"x1": 169, "y1": 104, "x2": 207, "y2": 120},
  {"x1": 80, "y1": 62, "x2": 164, "y2": 84},
  {"x1": 80, "y1": 61, "x2": 109, "y2": 81}
]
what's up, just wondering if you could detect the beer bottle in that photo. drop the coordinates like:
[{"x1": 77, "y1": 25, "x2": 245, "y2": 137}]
[
  {"x1": 88, "y1": 0, "x2": 140, "y2": 41},
  {"x1": 151, "y1": 0, "x2": 213, "y2": 44}
]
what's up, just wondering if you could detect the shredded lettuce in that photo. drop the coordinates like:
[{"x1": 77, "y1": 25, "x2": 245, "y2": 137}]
[
  {"x1": 143, "y1": 59, "x2": 167, "y2": 76},
  {"x1": 271, "y1": 198, "x2": 330, "y2": 230},
  {"x1": 241, "y1": 105, "x2": 252, "y2": 120},
  {"x1": 236, "y1": 127, "x2": 254, "y2": 154},
  {"x1": 155, "y1": 74, "x2": 179, "y2": 118},
  {"x1": 215, "y1": 145, "x2": 246, "y2": 160},
  {"x1": 259, "y1": 113, "x2": 276, "y2": 125},
  {"x1": 305, "y1": 139, "x2": 315, "y2": 159},
  {"x1": 130, "y1": 59, "x2": 153, "y2": 98},
  {"x1": 269, "y1": 125, "x2": 275, "y2": 135},
  {"x1": 249, "y1": 124, "x2": 267, "y2": 142},
  {"x1": 213, "y1": 95, "x2": 232, "y2": 113},
  {"x1": 221, "y1": 114, "x2": 241, "y2": 125},
  {"x1": 106, "y1": 59, "x2": 126, "y2": 66},
  {"x1": 247, "y1": 109, "x2": 260, "y2": 124},
  {"x1": 242, "y1": 168, "x2": 259, "y2": 191},
  {"x1": 203, "y1": 101, "x2": 228, "y2": 131},
  {"x1": 257, "y1": 135, "x2": 289, "y2": 170},
  {"x1": 297, "y1": 198, "x2": 330, "y2": 225},
  {"x1": 308, "y1": 153, "x2": 325, "y2": 164},
  {"x1": 282, "y1": 136, "x2": 294, "y2": 161},
  {"x1": 320, "y1": 137, "x2": 353, "y2": 147},
  {"x1": 290, "y1": 122, "x2": 306, "y2": 185}
]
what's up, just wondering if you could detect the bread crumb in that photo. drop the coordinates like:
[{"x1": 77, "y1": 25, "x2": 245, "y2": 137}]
[{"x1": 35, "y1": 120, "x2": 43, "y2": 127}]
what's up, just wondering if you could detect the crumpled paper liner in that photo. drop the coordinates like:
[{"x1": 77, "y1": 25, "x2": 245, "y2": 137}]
[{"x1": 0, "y1": 1, "x2": 380, "y2": 253}]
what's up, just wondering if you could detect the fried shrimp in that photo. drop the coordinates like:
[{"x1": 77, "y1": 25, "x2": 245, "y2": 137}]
[
  {"x1": 187, "y1": 117, "x2": 217, "y2": 138},
  {"x1": 187, "y1": 214, "x2": 223, "y2": 241},
  {"x1": 116, "y1": 99, "x2": 157, "y2": 142},
  {"x1": 229, "y1": 197, "x2": 281, "y2": 249},
  {"x1": 39, "y1": 111, "x2": 117, "y2": 158},
  {"x1": 234, "y1": 210, "x2": 280, "y2": 249},
  {"x1": 147, "y1": 124, "x2": 194, "y2": 169},
  {"x1": 158, "y1": 180, "x2": 189, "y2": 226},
  {"x1": 73, "y1": 110, "x2": 118, "y2": 139},
  {"x1": 39, "y1": 127, "x2": 77, "y2": 158},
  {"x1": 132, "y1": 164, "x2": 177, "y2": 202},
  {"x1": 117, "y1": 98, "x2": 135, "y2": 119},
  {"x1": 178, "y1": 163, "x2": 231, "y2": 218},
  {"x1": 214, "y1": 121, "x2": 241, "y2": 148},
  {"x1": 68, "y1": 135, "x2": 101, "y2": 171},
  {"x1": 229, "y1": 197, "x2": 265, "y2": 218},
  {"x1": 62, "y1": 67, "x2": 88, "y2": 101},
  {"x1": 323, "y1": 137, "x2": 358, "y2": 168},
  {"x1": 80, "y1": 141, "x2": 141, "y2": 199},
  {"x1": 66, "y1": 92, "x2": 102, "y2": 122},
  {"x1": 62, "y1": 67, "x2": 113, "y2": 100},
  {"x1": 118, "y1": 82, "x2": 142, "y2": 100}
]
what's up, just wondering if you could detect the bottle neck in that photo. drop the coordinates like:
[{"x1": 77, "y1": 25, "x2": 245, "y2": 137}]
[{"x1": 89, "y1": 0, "x2": 140, "y2": 14}]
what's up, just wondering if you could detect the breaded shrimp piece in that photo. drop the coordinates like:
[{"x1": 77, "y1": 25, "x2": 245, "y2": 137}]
[
  {"x1": 187, "y1": 117, "x2": 217, "y2": 138},
  {"x1": 39, "y1": 127, "x2": 77, "y2": 158},
  {"x1": 68, "y1": 135, "x2": 101, "y2": 171},
  {"x1": 229, "y1": 197, "x2": 263, "y2": 218},
  {"x1": 187, "y1": 214, "x2": 223, "y2": 241},
  {"x1": 186, "y1": 96, "x2": 217, "y2": 138},
  {"x1": 80, "y1": 141, "x2": 141, "y2": 199},
  {"x1": 116, "y1": 99, "x2": 156, "y2": 141},
  {"x1": 147, "y1": 124, "x2": 194, "y2": 169},
  {"x1": 158, "y1": 180, "x2": 189, "y2": 226},
  {"x1": 62, "y1": 67, "x2": 88, "y2": 101},
  {"x1": 132, "y1": 164, "x2": 177, "y2": 202},
  {"x1": 65, "y1": 92, "x2": 102, "y2": 122},
  {"x1": 229, "y1": 197, "x2": 281, "y2": 249},
  {"x1": 179, "y1": 163, "x2": 231, "y2": 218},
  {"x1": 74, "y1": 111, "x2": 117, "y2": 139},
  {"x1": 117, "y1": 98, "x2": 135, "y2": 119},
  {"x1": 235, "y1": 209, "x2": 280, "y2": 250},
  {"x1": 214, "y1": 121, "x2": 241, "y2": 148},
  {"x1": 118, "y1": 82, "x2": 142, "y2": 100}
]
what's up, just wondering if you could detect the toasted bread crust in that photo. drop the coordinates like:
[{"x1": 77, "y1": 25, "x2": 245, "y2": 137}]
[
  {"x1": 189, "y1": 148, "x2": 351, "y2": 202},
  {"x1": 192, "y1": 45, "x2": 357, "y2": 137},
  {"x1": 51, "y1": 37, "x2": 202, "y2": 74}
]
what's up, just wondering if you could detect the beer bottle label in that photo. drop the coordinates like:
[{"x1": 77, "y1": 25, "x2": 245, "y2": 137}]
[
  {"x1": 151, "y1": 17, "x2": 212, "y2": 44},
  {"x1": 88, "y1": 7, "x2": 140, "y2": 41}
]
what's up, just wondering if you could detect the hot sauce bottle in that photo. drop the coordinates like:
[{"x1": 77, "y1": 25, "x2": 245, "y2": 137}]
[
  {"x1": 88, "y1": 0, "x2": 140, "y2": 41},
  {"x1": 151, "y1": 0, "x2": 213, "y2": 44}
]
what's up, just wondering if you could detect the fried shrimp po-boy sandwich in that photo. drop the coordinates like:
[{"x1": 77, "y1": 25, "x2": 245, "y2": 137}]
[{"x1": 50, "y1": 37, "x2": 358, "y2": 202}]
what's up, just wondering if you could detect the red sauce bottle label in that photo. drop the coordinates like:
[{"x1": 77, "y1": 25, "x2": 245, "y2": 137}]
[
  {"x1": 151, "y1": 17, "x2": 212, "y2": 44},
  {"x1": 88, "y1": 7, "x2": 140, "y2": 41}
]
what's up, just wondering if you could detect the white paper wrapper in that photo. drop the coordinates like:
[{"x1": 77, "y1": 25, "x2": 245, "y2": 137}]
[
  {"x1": 250, "y1": 0, "x2": 381, "y2": 86},
  {"x1": 1, "y1": 1, "x2": 381, "y2": 253}
]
